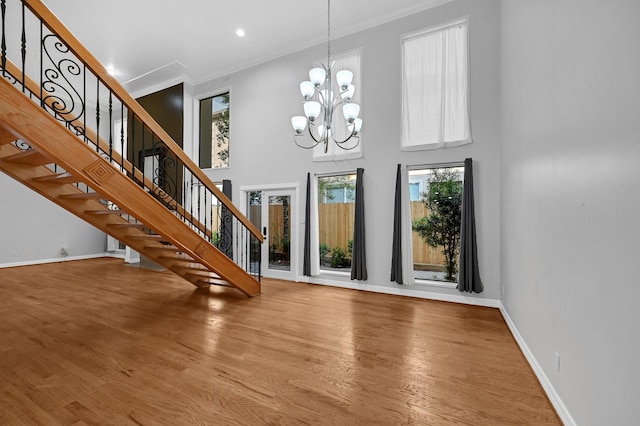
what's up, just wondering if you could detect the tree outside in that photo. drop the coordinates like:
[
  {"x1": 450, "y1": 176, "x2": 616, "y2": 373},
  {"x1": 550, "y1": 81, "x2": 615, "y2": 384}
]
[
  {"x1": 412, "y1": 167, "x2": 463, "y2": 281},
  {"x1": 212, "y1": 93, "x2": 229, "y2": 167}
]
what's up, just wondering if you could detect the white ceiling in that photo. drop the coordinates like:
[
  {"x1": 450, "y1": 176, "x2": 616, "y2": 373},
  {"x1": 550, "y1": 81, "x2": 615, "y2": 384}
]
[{"x1": 41, "y1": 0, "x2": 450, "y2": 91}]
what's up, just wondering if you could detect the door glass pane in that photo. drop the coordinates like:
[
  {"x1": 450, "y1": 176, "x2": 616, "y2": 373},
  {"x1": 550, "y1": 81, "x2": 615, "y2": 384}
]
[
  {"x1": 247, "y1": 191, "x2": 262, "y2": 231},
  {"x1": 268, "y1": 195, "x2": 291, "y2": 271}
]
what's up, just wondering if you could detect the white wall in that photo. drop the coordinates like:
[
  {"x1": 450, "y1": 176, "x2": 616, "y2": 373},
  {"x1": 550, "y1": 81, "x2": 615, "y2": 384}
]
[
  {"x1": 500, "y1": 1, "x2": 640, "y2": 424},
  {"x1": 0, "y1": 173, "x2": 106, "y2": 265},
  {"x1": 187, "y1": 0, "x2": 502, "y2": 302}
]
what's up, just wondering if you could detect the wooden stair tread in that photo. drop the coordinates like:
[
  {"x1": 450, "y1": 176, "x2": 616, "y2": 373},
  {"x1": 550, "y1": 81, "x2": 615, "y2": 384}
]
[
  {"x1": 184, "y1": 270, "x2": 220, "y2": 279},
  {"x1": 33, "y1": 172, "x2": 81, "y2": 184},
  {"x1": 196, "y1": 278, "x2": 230, "y2": 287},
  {"x1": 126, "y1": 235, "x2": 169, "y2": 242},
  {"x1": 158, "y1": 255, "x2": 195, "y2": 263},
  {"x1": 107, "y1": 223, "x2": 145, "y2": 229},
  {"x1": 2, "y1": 149, "x2": 51, "y2": 166},
  {"x1": 144, "y1": 245, "x2": 180, "y2": 252},
  {"x1": 59, "y1": 192, "x2": 105, "y2": 200},
  {"x1": 85, "y1": 209, "x2": 126, "y2": 215}
]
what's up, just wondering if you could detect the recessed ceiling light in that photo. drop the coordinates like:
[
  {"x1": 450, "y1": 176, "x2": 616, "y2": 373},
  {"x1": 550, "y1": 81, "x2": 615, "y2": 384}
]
[{"x1": 236, "y1": 29, "x2": 245, "y2": 37}]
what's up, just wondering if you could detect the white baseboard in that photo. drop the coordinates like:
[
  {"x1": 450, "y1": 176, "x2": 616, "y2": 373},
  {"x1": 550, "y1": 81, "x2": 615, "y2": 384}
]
[
  {"x1": 296, "y1": 275, "x2": 501, "y2": 308},
  {"x1": 499, "y1": 304, "x2": 575, "y2": 426},
  {"x1": 0, "y1": 252, "x2": 114, "y2": 269}
]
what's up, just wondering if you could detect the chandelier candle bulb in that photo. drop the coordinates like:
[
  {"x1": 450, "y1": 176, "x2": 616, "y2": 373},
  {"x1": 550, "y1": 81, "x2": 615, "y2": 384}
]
[
  {"x1": 300, "y1": 81, "x2": 315, "y2": 100},
  {"x1": 336, "y1": 70, "x2": 353, "y2": 90},
  {"x1": 292, "y1": 116, "x2": 307, "y2": 133},
  {"x1": 343, "y1": 103, "x2": 360, "y2": 123},
  {"x1": 309, "y1": 68, "x2": 326, "y2": 87},
  {"x1": 304, "y1": 101, "x2": 321, "y2": 121}
]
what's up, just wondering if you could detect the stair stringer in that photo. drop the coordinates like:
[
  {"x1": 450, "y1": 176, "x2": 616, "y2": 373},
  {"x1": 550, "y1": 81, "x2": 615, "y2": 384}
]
[{"x1": 0, "y1": 77, "x2": 260, "y2": 296}]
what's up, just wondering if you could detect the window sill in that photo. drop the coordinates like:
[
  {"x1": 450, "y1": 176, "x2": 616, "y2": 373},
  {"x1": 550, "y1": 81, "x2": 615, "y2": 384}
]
[
  {"x1": 318, "y1": 269, "x2": 351, "y2": 277},
  {"x1": 414, "y1": 279, "x2": 457, "y2": 290},
  {"x1": 201, "y1": 166, "x2": 230, "y2": 171},
  {"x1": 400, "y1": 138, "x2": 472, "y2": 152}
]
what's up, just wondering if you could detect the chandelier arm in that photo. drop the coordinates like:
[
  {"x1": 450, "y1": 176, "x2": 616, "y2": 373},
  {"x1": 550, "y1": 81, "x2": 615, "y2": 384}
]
[
  {"x1": 332, "y1": 135, "x2": 360, "y2": 151},
  {"x1": 330, "y1": 125, "x2": 360, "y2": 146},
  {"x1": 294, "y1": 133, "x2": 322, "y2": 150}
]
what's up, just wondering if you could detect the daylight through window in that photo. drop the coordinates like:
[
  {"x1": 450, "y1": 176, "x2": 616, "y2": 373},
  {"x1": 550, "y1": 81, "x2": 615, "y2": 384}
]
[
  {"x1": 317, "y1": 173, "x2": 356, "y2": 271},
  {"x1": 199, "y1": 93, "x2": 230, "y2": 169},
  {"x1": 401, "y1": 19, "x2": 471, "y2": 150},
  {"x1": 409, "y1": 165, "x2": 464, "y2": 283}
]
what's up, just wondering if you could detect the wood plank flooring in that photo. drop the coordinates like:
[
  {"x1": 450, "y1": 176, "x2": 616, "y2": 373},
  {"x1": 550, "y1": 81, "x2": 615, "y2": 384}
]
[{"x1": 0, "y1": 258, "x2": 561, "y2": 425}]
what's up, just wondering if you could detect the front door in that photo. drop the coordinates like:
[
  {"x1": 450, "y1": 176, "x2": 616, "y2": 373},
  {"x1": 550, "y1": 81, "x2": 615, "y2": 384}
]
[{"x1": 247, "y1": 189, "x2": 296, "y2": 280}]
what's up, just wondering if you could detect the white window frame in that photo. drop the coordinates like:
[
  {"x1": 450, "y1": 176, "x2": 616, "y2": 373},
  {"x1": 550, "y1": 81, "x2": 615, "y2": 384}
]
[
  {"x1": 403, "y1": 162, "x2": 465, "y2": 289},
  {"x1": 193, "y1": 87, "x2": 232, "y2": 170},
  {"x1": 315, "y1": 171, "x2": 358, "y2": 276}
]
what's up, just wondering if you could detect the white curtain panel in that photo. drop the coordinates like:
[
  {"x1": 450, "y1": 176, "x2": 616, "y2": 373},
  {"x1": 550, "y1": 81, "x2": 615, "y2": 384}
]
[
  {"x1": 401, "y1": 21, "x2": 471, "y2": 150},
  {"x1": 400, "y1": 165, "x2": 416, "y2": 285}
]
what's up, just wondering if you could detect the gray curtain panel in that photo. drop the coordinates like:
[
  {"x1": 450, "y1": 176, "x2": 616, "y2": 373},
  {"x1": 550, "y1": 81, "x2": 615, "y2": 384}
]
[
  {"x1": 391, "y1": 164, "x2": 403, "y2": 284},
  {"x1": 303, "y1": 173, "x2": 311, "y2": 276},
  {"x1": 458, "y1": 158, "x2": 483, "y2": 293},
  {"x1": 220, "y1": 179, "x2": 233, "y2": 259},
  {"x1": 351, "y1": 168, "x2": 368, "y2": 280}
]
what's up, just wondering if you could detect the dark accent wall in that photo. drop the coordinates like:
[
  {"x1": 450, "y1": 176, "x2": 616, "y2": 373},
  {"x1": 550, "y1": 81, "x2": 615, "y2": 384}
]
[
  {"x1": 127, "y1": 83, "x2": 184, "y2": 205},
  {"x1": 136, "y1": 83, "x2": 184, "y2": 147}
]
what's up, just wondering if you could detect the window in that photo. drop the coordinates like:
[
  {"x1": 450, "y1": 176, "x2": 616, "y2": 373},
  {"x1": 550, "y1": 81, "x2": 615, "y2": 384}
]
[
  {"x1": 199, "y1": 92, "x2": 229, "y2": 169},
  {"x1": 408, "y1": 165, "x2": 464, "y2": 283},
  {"x1": 401, "y1": 18, "x2": 471, "y2": 150},
  {"x1": 313, "y1": 50, "x2": 363, "y2": 161},
  {"x1": 317, "y1": 173, "x2": 356, "y2": 271}
]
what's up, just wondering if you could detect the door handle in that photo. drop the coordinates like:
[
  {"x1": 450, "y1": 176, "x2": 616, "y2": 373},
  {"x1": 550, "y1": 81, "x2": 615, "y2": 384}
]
[{"x1": 263, "y1": 226, "x2": 267, "y2": 236}]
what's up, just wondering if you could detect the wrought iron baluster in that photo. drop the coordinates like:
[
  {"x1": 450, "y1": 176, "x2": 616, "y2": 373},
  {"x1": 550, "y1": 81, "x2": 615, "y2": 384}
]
[
  {"x1": 140, "y1": 122, "x2": 145, "y2": 186},
  {"x1": 39, "y1": 22, "x2": 43, "y2": 106},
  {"x1": 108, "y1": 91, "x2": 113, "y2": 161},
  {"x1": 20, "y1": 1, "x2": 25, "y2": 91},
  {"x1": 1, "y1": 0, "x2": 6, "y2": 77},
  {"x1": 95, "y1": 81, "x2": 100, "y2": 152},
  {"x1": 120, "y1": 107, "x2": 125, "y2": 172},
  {"x1": 189, "y1": 174, "x2": 194, "y2": 228},
  {"x1": 83, "y1": 64, "x2": 86, "y2": 142}
]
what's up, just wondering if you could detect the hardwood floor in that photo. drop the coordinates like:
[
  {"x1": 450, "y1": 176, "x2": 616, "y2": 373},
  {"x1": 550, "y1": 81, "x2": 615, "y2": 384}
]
[{"x1": 0, "y1": 258, "x2": 561, "y2": 425}]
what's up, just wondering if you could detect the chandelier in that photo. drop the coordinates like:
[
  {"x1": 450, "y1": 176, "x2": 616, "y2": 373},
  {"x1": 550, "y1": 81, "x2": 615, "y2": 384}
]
[{"x1": 291, "y1": 0, "x2": 362, "y2": 153}]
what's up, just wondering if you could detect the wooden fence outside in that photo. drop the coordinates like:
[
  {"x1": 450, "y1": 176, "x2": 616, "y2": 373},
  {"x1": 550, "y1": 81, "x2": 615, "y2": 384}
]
[{"x1": 266, "y1": 202, "x2": 447, "y2": 268}]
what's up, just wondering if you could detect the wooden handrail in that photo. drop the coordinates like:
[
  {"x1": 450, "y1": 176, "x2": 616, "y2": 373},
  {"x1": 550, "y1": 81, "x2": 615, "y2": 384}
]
[
  {"x1": 1, "y1": 55, "x2": 215, "y2": 239},
  {"x1": 21, "y1": 0, "x2": 263, "y2": 242}
]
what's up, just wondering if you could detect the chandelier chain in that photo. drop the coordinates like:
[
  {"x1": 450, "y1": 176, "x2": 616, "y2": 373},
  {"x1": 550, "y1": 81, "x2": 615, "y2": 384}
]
[{"x1": 327, "y1": 0, "x2": 331, "y2": 68}]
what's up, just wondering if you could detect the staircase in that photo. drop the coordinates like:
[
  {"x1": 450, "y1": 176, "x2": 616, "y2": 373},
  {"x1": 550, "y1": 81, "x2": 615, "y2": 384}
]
[{"x1": 0, "y1": 0, "x2": 262, "y2": 296}]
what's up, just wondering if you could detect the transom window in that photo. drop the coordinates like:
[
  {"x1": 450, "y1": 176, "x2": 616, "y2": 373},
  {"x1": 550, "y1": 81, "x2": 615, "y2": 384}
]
[
  {"x1": 401, "y1": 18, "x2": 471, "y2": 150},
  {"x1": 199, "y1": 92, "x2": 230, "y2": 169}
]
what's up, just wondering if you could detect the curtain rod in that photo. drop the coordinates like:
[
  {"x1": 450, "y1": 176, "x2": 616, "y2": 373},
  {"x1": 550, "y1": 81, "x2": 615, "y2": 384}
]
[{"x1": 406, "y1": 160, "x2": 466, "y2": 170}]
